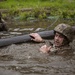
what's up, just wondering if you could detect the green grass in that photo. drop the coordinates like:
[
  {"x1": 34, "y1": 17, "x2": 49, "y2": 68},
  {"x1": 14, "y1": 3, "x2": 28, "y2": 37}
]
[
  {"x1": 0, "y1": 0, "x2": 75, "y2": 9},
  {"x1": 0, "y1": 0, "x2": 75, "y2": 20}
]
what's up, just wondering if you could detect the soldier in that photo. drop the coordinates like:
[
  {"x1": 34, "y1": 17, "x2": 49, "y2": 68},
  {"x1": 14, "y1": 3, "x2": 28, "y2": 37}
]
[
  {"x1": 0, "y1": 12, "x2": 8, "y2": 31},
  {"x1": 30, "y1": 23, "x2": 74, "y2": 55}
]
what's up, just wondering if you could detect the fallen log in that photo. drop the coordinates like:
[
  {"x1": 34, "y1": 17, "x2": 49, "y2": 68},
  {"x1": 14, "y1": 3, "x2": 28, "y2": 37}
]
[
  {"x1": 0, "y1": 30, "x2": 54, "y2": 47},
  {"x1": 0, "y1": 26, "x2": 75, "y2": 47}
]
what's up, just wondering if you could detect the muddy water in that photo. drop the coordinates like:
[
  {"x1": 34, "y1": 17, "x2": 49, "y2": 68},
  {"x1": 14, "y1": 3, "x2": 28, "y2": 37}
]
[
  {"x1": 0, "y1": 19, "x2": 75, "y2": 75},
  {"x1": 0, "y1": 41, "x2": 75, "y2": 75}
]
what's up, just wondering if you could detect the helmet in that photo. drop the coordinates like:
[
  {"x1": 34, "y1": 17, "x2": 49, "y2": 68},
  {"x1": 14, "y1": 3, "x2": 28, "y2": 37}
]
[{"x1": 54, "y1": 23, "x2": 73, "y2": 42}]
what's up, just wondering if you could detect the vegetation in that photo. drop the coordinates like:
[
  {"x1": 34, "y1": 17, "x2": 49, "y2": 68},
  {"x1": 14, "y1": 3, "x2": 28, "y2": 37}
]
[{"x1": 0, "y1": 0, "x2": 75, "y2": 21}]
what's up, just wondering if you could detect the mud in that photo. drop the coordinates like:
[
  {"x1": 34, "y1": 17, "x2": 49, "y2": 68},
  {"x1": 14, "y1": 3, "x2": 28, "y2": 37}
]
[
  {"x1": 0, "y1": 39, "x2": 75, "y2": 75},
  {"x1": 0, "y1": 19, "x2": 75, "y2": 75}
]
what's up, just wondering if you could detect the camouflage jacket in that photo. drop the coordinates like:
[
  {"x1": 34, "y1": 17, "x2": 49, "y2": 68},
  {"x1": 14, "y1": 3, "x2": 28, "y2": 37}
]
[
  {"x1": 50, "y1": 44, "x2": 72, "y2": 55},
  {"x1": 45, "y1": 40, "x2": 72, "y2": 55}
]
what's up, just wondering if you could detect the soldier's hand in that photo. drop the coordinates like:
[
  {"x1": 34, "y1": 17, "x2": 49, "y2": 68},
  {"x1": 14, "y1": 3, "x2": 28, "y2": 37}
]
[
  {"x1": 40, "y1": 45, "x2": 52, "y2": 53},
  {"x1": 29, "y1": 33, "x2": 43, "y2": 42}
]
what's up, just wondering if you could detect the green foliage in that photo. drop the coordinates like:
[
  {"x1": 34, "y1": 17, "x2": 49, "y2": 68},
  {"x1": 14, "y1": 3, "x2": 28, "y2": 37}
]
[
  {"x1": 19, "y1": 12, "x2": 30, "y2": 20},
  {"x1": 8, "y1": 8, "x2": 20, "y2": 17},
  {"x1": 0, "y1": 0, "x2": 75, "y2": 20}
]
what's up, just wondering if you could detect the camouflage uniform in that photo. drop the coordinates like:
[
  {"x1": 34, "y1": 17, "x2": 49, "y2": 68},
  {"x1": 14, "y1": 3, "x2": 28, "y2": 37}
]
[
  {"x1": 49, "y1": 44, "x2": 72, "y2": 55},
  {"x1": 46, "y1": 23, "x2": 74, "y2": 55}
]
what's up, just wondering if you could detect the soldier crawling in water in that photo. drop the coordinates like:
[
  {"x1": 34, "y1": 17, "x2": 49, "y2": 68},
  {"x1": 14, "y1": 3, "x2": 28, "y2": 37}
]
[{"x1": 30, "y1": 23, "x2": 74, "y2": 55}]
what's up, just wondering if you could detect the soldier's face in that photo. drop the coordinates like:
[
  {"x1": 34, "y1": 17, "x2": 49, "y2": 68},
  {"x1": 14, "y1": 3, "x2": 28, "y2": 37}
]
[{"x1": 54, "y1": 32, "x2": 64, "y2": 47}]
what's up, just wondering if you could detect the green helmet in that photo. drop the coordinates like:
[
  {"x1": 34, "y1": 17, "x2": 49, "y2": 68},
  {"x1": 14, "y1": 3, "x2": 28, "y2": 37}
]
[{"x1": 54, "y1": 23, "x2": 73, "y2": 42}]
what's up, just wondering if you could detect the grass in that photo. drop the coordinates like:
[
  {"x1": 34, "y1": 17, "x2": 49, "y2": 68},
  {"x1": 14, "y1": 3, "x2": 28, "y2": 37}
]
[
  {"x1": 0, "y1": 0, "x2": 75, "y2": 21},
  {"x1": 0, "y1": 0, "x2": 75, "y2": 9}
]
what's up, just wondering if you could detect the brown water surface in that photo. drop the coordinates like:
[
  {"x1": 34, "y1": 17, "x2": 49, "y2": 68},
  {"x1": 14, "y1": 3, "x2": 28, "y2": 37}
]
[{"x1": 0, "y1": 19, "x2": 75, "y2": 75}]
